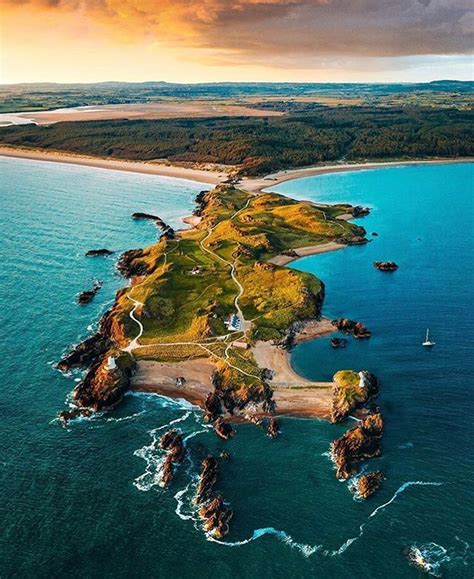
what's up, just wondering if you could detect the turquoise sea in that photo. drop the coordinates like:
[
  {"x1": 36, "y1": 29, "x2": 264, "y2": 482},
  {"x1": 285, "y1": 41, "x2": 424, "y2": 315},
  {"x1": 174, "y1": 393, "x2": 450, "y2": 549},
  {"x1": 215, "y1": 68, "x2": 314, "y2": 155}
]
[{"x1": 1, "y1": 157, "x2": 473, "y2": 578}]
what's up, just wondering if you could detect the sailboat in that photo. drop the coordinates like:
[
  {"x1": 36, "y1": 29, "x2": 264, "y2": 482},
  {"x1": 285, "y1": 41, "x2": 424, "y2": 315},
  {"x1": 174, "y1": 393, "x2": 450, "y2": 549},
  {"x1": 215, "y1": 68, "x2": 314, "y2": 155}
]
[{"x1": 422, "y1": 328, "x2": 435, "y2": 347}]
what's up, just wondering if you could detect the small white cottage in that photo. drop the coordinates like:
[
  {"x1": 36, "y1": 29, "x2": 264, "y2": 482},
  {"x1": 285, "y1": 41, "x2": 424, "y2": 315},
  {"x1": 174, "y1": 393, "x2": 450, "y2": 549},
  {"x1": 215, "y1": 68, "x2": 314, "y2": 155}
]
[{"x1": 105, "y1": 356, "x2": 117, "y2": 371}]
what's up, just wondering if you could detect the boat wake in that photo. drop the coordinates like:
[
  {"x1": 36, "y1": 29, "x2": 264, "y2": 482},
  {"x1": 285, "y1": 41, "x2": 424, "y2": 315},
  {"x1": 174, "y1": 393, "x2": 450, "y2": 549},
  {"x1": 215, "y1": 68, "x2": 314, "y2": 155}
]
[
  {"x1": 326, "y1": 481, "x2": 444, "y2": 557},
  {"x1": 170, "y1": 467, "x2": 445, "y2": 560}
]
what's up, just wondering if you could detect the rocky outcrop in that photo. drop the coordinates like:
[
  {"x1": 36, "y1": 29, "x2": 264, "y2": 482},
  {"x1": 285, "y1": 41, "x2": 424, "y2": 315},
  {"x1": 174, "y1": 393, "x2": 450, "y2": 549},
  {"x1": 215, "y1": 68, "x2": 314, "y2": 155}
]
[
  {"x1": 331, "y1": 413, "x2": 384, "y2": 479},
  {"x1": 159, "y1": 226, "x2": 175, "y2": 241},
  {"x1": 193, "y1": 190, "x2": 210, "y2": 217},
  {"x1": 117, "y1": 249, "x2": 149, "y2": 277},
  {"x1": 194, "y1": 456, "x2": 232, "y2": 539},
  {"x1": 373, "y1": 261, "x2": 399, "y2": 271},
  {"x1": 356, "y1": 471, "x2": 385, "y2": 499},
  {"x1": 331, "y1": 370, "x2": 379, "y2": 423},
  {"x1": 198, "y1": 495, "x2": 233, "y2": 540},
  {"x1": 347, "y1": 235, "x2": 369, "y2": 245},
  {"x1": 332, "y1": 318, "x2": 371, "y2": 339},
  {"x1": 132, "y1": 212, "x2": 164, "y2": 224},
  {"x1": 267, "y1": 417, "x2": 279, "y2": 438},
  {"x1": 57, "y1": 333, "x2": 113, "y2": 372},
  {"x1": 57, "y1": 407, "x2": 92, "y2": 424},
  {"x1": 331, "y1": 337, "x2": 347, "y2": 348},
  {"x1": 350, "y1": 205, "x2": 371, "y2": 218},
  {"x1": 85, "y1": 249, "x2": 113, "y2": 256},
  {"x1": 204, "y1": 392, "x2": 222, "y2": 422},
  {"x1": 159, "y1": 429, "x2": 186, "y2": 486},
  {"x1": 72, "y1": 354, "x2": 135, "y2": 411},
  {"x1": 195, "y1": 456, "x2": 219, "y2": 505},
  {"x1": 213, "y1": 417, "x2": 235, "y2": 440},
  {"x1": 78, "y1": 280, "x2": 102, "y2": 304}
]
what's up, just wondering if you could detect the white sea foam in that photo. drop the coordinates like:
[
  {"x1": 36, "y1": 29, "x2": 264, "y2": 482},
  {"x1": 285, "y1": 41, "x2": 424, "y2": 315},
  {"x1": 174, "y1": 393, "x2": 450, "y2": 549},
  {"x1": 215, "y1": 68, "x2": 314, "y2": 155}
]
[
  {"x1": 326, "y1": 480, "x2": 444, "y2": 557},
  {"x1": 133, "y1": 411, "x2": 195, "y2": 492},
  {"x1": 206, "y1": 527, "x2": 322, "y2": 558}
]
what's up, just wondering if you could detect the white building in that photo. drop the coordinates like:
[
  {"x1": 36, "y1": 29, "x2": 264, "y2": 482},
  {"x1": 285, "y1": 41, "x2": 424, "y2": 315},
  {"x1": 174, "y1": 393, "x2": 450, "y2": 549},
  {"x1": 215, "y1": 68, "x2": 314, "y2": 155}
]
[{"x1": 105, "y1": 356, "x2": 117, "y2": 371}]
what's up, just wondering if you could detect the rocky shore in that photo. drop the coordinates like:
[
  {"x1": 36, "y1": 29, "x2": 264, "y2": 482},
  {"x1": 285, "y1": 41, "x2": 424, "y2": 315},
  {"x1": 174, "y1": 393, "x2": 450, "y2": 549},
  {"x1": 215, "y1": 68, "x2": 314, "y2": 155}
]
[
  {"x1": 194, "y1": 456, "x2": 233, "y2": 539},
  {"x1": 55, "y1": 183, "x2": 389, "y2": 540},
  {"x1": 373, "y1": 261, "x2": 399, "y2": 271},
  {"x1": 332, "y1": 413, "x2": 384, "y2": 479},
  {"x1": 159, "y1": 430, "x2": 186, "y2": 487},
  {"x1": 355, "y1": 471, "x2": 385, "y2": 499}
]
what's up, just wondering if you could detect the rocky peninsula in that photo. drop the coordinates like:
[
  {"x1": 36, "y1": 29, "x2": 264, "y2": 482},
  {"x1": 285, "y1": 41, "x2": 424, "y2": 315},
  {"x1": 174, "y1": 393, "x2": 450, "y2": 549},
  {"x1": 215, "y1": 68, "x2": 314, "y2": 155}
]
[{"x1": 57, "y1": 183, "x2": 386, "y2": 536}]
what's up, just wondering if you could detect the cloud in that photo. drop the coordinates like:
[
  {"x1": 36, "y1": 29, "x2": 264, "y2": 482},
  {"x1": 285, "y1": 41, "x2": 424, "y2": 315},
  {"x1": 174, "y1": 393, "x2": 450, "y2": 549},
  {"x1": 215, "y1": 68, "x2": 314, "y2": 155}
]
[{"x1": 4, "y1": 0, "x2": 473, "y2": 66}]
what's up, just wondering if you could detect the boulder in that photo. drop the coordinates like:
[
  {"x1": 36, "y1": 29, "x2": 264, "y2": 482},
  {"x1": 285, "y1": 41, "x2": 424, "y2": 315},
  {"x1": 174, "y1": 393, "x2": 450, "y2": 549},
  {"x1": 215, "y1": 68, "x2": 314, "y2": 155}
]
[
  {"x1": 85, "y1": 249, "x2": 113, "y2": 256},
  {"x1": 213, "y1": 417, "x2": 235, "y2": 440},
  {"x1": 78, "y1": 280, "x2": 102, "y2": 304},
  {"x1": 356, "y1": 471, "x2": 385, "y2": 499},
  {"x1": 332, "y1": 318, "x2": 371, "y2": 339},
  {"x1": 373, "y1": 261, "x2": 399, "y2": 271}
]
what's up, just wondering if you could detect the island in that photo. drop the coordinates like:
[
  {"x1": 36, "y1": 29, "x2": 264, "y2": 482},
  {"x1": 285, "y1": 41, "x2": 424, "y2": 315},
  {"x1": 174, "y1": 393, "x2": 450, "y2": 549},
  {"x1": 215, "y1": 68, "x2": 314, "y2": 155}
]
[{"x1": 58, "y1": 183, "x2": 385, "y2": 536}]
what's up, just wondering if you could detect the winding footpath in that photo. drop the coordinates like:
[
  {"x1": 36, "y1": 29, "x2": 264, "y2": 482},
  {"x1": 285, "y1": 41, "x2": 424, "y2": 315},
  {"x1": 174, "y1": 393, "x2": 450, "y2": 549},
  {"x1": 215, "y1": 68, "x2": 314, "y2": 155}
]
[{"x1": 122, "y1": 197, "x2": 261, "y2": 379}]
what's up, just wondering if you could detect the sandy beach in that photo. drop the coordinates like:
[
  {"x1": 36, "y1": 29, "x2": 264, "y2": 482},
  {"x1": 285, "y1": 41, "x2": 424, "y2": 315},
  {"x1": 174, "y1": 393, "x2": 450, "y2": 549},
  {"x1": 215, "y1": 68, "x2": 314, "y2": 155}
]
[
  {"x1": 2, "y1": 146, "x2": 470, "y2": 191},
  {"x1": 132, "y1": 359, "x2": 215, "y2": 408},
  {"x1": 0, "y1": 146, "x2": 223, "y2": 186},
  {"x1": 269, "y1": 242, "x2": 346, "y2": 266},
  {"x1": 133, "y1": 352, "x2": 334, "y2": 420},
  {"x1": 240, "y1": 158, "x2": 473, "y2": 193}
]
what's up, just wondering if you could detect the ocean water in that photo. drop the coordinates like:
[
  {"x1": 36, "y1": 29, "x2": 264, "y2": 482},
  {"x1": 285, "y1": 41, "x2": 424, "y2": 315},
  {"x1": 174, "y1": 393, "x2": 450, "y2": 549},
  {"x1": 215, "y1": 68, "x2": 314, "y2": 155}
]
[{"x1": 1, "y1": 158, "x2": 473, "y2": 578}]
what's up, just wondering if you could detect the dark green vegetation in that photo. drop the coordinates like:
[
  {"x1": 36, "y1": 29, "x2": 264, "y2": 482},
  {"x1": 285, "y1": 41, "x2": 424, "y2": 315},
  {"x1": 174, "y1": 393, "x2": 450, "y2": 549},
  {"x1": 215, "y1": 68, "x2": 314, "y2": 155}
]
[
  {"x1": 1, "y1": 106, "x2": 472, "y2": 175},
  {"x1": 0, "y1": 80, "x2": 472, "y2": 113}
]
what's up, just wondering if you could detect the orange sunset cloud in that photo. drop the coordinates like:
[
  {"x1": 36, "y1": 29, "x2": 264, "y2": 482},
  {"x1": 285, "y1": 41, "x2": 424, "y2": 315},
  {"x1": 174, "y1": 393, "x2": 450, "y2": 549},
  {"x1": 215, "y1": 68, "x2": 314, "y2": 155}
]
[{"x1": 1, "y1": 0, "x2": 473, "y2": 82}]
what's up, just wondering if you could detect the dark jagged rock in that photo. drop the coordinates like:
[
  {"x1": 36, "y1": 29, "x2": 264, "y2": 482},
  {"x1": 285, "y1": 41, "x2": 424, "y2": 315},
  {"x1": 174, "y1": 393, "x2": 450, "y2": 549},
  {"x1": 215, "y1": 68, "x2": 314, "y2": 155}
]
[
  {"x1": 78, "y1": 280, "x2": 102, "y2": 304},
  {"x1": 161, "y1": 457, "x2": 174, "y2": 487},
  {"x1": 195, "y1": 456, "x2": 219, "y2": 505},
  {"x1": 213, "y1": 417, "x2": 235, "y2": 440},
  {"x1": 267, "y1": 417, "x2": 279, "y2": 438},
  {"x1": 331, "y1": 413, "x2": 384, "y2": 479},
  {"x1": 356, "y1": 471, "x2": 385, "y2": 499},
  {"x1": 331, "y1": 337, "x2": 347, "y2": 348},
  {"x1": 85, "y1": 248, "x2": 113, "y2": 256},
  {"x1": 117, "y1": 248, "x2": 149, "y2": 277},
  {"x1": 348, "y1": 235, "x2": 369, "y2": 245},
  {"x1": 204, "y1": 392, "x2": 222, "y2": 422},
  {"x1": 160, "y1": 429, "x2": 185, "y2": 463},
  {"x1": 332, "y1": 318, "x2": 371, "y2": 339},
  {"x1": 198, "y1": 495, "x2": 233, "y2": 539},
  {"x1": 350, "y1": 205, "x2": 371, "y2": 218},
  {"x1": 159, "y1": 226, "x2": 175, "y2": 241},
  {"x1": 371, "y1": 232, "x2": 378, "y2": 237},
  {"x1": 57, "y1": 407, "x2": 92, "y2": 425},
  {"x1": 373, "y1": 261, "x2": 399, "y2": 272},
  {"x1": 57, "y1": 333, "x2": 113, "y2": 372},
  {"x1": 159, "y1": 429, "x2": 185, "y2": 486},
  {"x1": 132, "y1": 212, "x2": 165, "y2": 225},
  {"x1": 72, "y1": 354, "x2": 135, "y2": 411},
  {"x1": 193, "y1": 190, "x2": 210, "y2": 217}
]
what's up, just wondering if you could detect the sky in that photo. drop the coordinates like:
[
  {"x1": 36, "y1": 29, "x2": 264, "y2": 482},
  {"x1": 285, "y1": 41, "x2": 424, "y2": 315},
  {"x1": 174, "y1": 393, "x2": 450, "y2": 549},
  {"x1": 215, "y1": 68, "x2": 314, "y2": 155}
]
[{"x1": 1, "y1": 0, "x2": 473, "y2": 83}]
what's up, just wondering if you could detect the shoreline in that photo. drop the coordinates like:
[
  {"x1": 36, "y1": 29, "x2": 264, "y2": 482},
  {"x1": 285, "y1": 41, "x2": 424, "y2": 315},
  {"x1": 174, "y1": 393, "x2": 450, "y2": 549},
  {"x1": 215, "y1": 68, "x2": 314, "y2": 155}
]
[
  {"x1": 0, "y1": 146, "x2": 222, "y2": 186},
  {"x1": 268, "y1": 242, "x2": 346, "y2": 266},
  {"x1": 9, "y1": 147, "x2": 468, "y2": 418},
  {"x1": 240, "y1": 157, "x2": 473, "y2": 193},
  {"x1": 1, "y1": 145, "x2": 471, "y2": 192}
]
